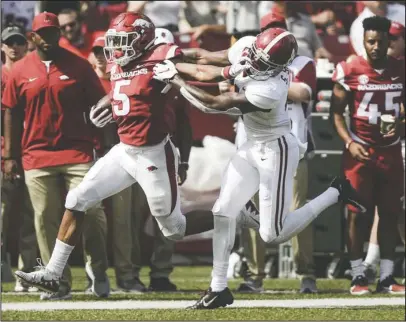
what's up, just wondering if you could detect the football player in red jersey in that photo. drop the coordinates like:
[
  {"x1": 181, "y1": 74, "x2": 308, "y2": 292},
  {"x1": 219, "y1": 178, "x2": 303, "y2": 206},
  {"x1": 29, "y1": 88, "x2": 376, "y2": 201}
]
[
  {"x1": 331, "y1": 16, "x2": 405, "y2": 295},
  {"x1": 13, "y1": 12, "x2": 217, "y2": 294}
]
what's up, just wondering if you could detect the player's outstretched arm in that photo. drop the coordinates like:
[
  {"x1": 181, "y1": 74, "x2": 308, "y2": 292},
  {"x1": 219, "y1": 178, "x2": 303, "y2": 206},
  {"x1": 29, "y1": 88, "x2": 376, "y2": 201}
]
[
  {"x1": 175, "y1": 63, "x2": 225, "y2": 82},
  {"x1": 170, "y1": 74, "x2": 260, "y2": 114},
  {"x1": 182, "y1": 48, "x2": 230, "y2": 66}
]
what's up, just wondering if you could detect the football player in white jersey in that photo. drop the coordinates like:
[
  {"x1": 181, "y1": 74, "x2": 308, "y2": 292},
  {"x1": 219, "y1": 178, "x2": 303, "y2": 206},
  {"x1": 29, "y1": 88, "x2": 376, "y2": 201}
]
[{"x1": 153, "y1": 28, "x2": 366, "y2": 309}]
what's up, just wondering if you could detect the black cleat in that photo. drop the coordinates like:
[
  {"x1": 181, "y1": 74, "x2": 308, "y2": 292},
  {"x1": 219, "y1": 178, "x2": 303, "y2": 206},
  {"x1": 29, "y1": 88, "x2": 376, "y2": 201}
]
[
  {"x1": 330, "y1": 177, "x2": 367, "y2": 213},
  {"x1": 148, "y1": 277, "x2": 177, "y2": 292},
  {"x1": 188, "y1": 287, "x2": 234, "y2": 309}
]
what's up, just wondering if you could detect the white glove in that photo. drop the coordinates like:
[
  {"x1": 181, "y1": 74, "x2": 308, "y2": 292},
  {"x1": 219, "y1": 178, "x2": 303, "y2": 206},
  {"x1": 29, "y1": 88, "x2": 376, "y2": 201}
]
[
  {"x1": 153, "y1": 59, "x2": 178, "y2": 83},
  {"x1": 89, "y1": 104, "x2": 113, "y2": 128},
  {"x1": 222, "y1": 56, "x2": 251, "y2": 79}
]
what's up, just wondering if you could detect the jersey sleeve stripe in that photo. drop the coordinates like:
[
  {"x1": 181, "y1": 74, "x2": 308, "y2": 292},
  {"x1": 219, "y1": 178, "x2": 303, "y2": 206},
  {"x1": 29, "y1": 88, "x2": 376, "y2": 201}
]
[{"x1": 335, "y1": 64, "x2": 350, "y2": 91}]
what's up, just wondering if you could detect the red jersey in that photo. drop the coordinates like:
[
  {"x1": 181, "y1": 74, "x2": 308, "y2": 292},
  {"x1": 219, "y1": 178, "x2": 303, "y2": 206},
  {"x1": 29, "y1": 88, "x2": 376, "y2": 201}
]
[
  {"x1": 332, "y1": 55, "x2": 405, "y2": 147},
  {"x1": 1, "y1": 48, "x2": 105, "y2": 170},
  {"x1": 109, "y1": 43, "x2": 182, "y2": 146}
]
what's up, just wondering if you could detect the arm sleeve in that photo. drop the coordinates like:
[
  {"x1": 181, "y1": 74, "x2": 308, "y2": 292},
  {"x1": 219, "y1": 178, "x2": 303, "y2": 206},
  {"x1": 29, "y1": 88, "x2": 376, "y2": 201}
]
[
  {"x1": 332, "y1": 61, "x2": 351, "y2": 91},
  {"x1": 227, "y1": 36, "x2": 256, "y2": 64},
  {"x1": 166, "y1": 45, "x2": 183, "y2": 60},
  {"x1": 1, "y1": 69, "x2": 19, "y2": 109},
  {"x1": 244, "y1": 82, "x2": 280, "y2": 110},
  {"x1": 294, "y1": 61, "x2": 317, "y2": 98}
]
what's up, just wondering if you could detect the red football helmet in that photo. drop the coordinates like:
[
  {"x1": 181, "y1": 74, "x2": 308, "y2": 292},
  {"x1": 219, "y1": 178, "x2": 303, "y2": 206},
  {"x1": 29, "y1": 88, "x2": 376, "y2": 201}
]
[
  {"x1": 104, "y1": 12, "x2": 156, "y2": 66},
  {"x1": 247, "y1": 28, "x2": 298, "y2": 80}
]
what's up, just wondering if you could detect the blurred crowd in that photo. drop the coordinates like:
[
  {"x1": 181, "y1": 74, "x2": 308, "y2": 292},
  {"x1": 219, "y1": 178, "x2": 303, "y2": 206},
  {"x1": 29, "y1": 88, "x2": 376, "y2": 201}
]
[{"x1": 1, "y1": 1, "x2": 405, "y2": 299}]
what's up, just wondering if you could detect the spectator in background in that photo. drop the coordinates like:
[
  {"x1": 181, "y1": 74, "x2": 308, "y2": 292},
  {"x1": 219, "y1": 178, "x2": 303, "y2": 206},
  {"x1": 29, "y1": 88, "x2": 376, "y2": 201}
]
[
  {"x1": 180, "y1": 1, "x2": 227, "y2": 41},
  {"x1": 1, "y1": 25, "x2": 38, "y2": 291},
  {"x1": 127, "y1": 1, "x2": 181, "y2": 32},
  {"x1": 80, "y1": 1, "x2": 128, "y2": 32},
  {"x1": 271, "y1": 1, "x2": 332, "y2": 61},
  {"x1": 225, "y1": 1, "x2": 273, "y2": 39},
  {"x1": 350, "y1": 1, "x2": 405, "y2": 56},
  {"x1": 2, "y1": 12, "x2": 110, "y2": 300},
  {"x1": 331, "y1": 16, "x2": 405, "y2": 295},
  {"x1": 388, "y1": 21, "x2": 405, "y2": 60},
  {"x1": 1, "y1": 1, "x2": 37, "y2": 31},
  {"x1": 58, "y1": 8, "x2": 105, "y2": 59}
]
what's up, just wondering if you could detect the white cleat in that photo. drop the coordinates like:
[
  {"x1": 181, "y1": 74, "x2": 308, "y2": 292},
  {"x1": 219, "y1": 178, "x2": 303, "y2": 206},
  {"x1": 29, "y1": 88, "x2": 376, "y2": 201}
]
[
  {"x1": 238, "y1": 200, "x2": 260, "y2": 229},
  {"x1": 14, "y1": 260, "x2": 60, "y2": 294}
]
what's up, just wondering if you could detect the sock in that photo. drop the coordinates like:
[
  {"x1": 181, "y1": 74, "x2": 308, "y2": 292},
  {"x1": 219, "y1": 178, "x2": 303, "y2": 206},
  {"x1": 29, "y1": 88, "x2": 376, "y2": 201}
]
[
  {"x1": 266, "y1": 188, "x2": 340, "y2": 244},
  {"x1": 210, "y1": 216, "x2": 236, "y2": 292},
  {"x1": 380, "y1": 259, "x2": 394, "y2": 281},
  {"x1": 364, "y1": 243, "x2": 380, "y2": 267},
  {"x1": 351, "y1": 258, "x2": 365, "y2": 278},
  {"x1": 46, "y1": 239, "x2": 74, "y2": 277}
]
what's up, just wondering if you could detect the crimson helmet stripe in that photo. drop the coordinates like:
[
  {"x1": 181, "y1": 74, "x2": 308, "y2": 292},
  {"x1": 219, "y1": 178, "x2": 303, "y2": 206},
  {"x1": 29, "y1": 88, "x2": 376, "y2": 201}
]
[{"x1": 264, "y1": 31, "x2": 294, "y2": 54}]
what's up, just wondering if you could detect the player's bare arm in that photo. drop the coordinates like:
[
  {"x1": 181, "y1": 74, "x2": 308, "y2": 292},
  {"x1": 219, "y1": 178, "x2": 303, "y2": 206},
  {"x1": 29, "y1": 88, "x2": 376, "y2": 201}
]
[
  {"x1": 288, "y1": 82, "x2": 311, "y2": 103},
  {"x1": 170, "y1": 74, "x2": 261, "y2": 114},
  {"x1": 181, "y1": 48, "x2": 230, "y2": 66},
  {"x1": 175, "y1": 63, "x2": 225, "y2": 82},
  {"x1": 330, "y1": 83, "x2": 370, "y2": 162}
]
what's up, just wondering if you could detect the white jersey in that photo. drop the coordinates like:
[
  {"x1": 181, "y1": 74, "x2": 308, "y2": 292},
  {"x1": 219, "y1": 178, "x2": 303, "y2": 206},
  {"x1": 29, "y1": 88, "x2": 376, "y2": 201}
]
[
  {"x1": 286, "y1": 55, "x2": 315, "y2": 158},
  {"x1": 228, "y1": 36, "x2": 291, "y2": 142}
]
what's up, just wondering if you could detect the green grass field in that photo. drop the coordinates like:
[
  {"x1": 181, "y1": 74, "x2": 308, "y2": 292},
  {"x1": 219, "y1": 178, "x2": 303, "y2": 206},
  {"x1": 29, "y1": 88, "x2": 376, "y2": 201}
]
[{"x1": 1, "y1": 266, "x2": 405, "y2": 321}]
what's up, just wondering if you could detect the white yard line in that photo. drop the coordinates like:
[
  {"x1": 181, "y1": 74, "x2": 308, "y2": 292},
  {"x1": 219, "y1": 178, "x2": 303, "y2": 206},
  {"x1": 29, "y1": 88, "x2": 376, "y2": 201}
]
[{"x1": 2, "y1": 297, "x2": 404, "y2": 311}]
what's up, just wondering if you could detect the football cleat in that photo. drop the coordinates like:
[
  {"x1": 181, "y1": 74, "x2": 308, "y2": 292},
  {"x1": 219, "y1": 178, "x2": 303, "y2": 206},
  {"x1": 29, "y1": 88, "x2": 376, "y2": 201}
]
[
  {"x1": 350, "y1": 275, "x2": 371, "y2": 295},
  {"x1": 238, "y1": 199, "x2": 260, "y2": 229},
  {"x1": 187, "y1": 287, "x2": 234, "y2": 309},
  {"x1": 15, "y1": 261, "x2": 60, "y2": 294},
  {"x1": 330, "y1": 177, "x2": 367, "y2": 213},
  {"x1": 376, "y1": 275, "x2": 405, "y2": 294}
]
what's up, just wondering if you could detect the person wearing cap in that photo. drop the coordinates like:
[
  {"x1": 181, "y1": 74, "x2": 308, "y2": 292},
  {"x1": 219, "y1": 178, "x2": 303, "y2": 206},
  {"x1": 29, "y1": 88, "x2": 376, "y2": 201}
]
[
  {"x1": 1, "y1": 24, "x2": 38, "y2": 291},
  {"x1": 388, "y1": 21, "x2": 405, "y2": 60},
  {"x1": 2, "y1": 12, "x2": 110, "y2": 300}
]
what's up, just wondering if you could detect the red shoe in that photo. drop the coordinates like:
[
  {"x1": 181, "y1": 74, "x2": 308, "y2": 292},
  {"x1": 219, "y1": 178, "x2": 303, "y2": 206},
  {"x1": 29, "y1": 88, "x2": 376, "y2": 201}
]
[
  {"x1": 350, "y1": 275, "x2": 371, "y2": 295},
  {"x1": 376, "y1": 275, "x2": 405, "y2": 294}
]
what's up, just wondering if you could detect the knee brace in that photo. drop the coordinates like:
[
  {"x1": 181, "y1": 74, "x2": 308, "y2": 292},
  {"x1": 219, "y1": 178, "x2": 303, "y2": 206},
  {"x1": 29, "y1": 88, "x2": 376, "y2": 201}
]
[
  {"x1": 65, "y1": 187, "x2": 97, "y2": 212},
  {"x1": 154, "y1": 211, "x2": 186, "y2": 241}
]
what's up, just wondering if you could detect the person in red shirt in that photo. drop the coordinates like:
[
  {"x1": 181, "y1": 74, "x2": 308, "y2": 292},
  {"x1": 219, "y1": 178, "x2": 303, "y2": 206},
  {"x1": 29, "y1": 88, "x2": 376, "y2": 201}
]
[
  {"x1": 58, "y1": 8, "x2": 105, "y2": 59},
  {"x1": 2, "y1": 12, "x2": 110, "y2": 300},
  {"x1": 1, "y1": 24, "x2": 38, "y2": 292},
  {"x1": 361, "y1": 19, "x2": 406, "y2": 285},
  {"x1": 331, "y1": 16, "x2": 405, "y2": 295}
]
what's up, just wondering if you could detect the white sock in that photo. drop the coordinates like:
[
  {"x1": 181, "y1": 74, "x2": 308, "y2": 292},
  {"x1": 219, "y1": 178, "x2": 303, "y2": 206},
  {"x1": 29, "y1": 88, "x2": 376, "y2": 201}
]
[
  {"x1": 380, "y1": 259, "x2": 394, "y2": 281},
  {"x1": 364, "y1": 243, "x2": 380, "y2": 267},
  {"x1": 351, "y1": 258, "x2": 365, "y2": 278},
  {"x1": 210, "y1": 216, "x2": 236, "y2": 292},
  {"x1": 267, "y1": 188, "x2": 339, "y2": 244},
  {"x1": 46, "y1": 239, "x2": 74, "y2": 277},
  {"x1": 307, "y1": 187, "x2": 339, "y2": 215}
]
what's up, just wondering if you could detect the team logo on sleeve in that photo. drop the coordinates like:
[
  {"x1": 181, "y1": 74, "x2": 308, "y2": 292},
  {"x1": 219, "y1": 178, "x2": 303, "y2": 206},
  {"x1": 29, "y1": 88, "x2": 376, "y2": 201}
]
[{"x1": 358, "y1": 75, "x2": 369, "y2": 85}]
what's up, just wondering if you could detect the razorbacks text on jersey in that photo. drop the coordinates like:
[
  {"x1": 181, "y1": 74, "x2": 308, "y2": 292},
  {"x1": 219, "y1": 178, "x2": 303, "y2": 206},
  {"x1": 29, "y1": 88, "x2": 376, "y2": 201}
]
[
  {"x1": 228, "y1": 36, "x2": 291, "y2": 142},
  {"x1": 109, "y1": 43, "x2": 182, "y2": 146},
  {"x1": 332, "y1": 55, "x2": 404, "y2": 147}
]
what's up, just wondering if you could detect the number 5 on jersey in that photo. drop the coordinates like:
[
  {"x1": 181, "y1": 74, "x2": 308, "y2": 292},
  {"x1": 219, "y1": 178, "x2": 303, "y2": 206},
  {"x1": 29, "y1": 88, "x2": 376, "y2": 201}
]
[
  {"x1": 357, "y1": 91, "x2": 402, "y2": 124},
  {"x1": 113, "y1": 80, "x2": 131, "y2": 116}
]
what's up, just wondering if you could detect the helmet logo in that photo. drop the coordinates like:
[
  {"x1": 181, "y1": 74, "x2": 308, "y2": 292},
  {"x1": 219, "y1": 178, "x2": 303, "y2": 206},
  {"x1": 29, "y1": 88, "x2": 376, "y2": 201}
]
[{"x1": 132, "y1": 19, "x2": 152, "y2": 28}]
